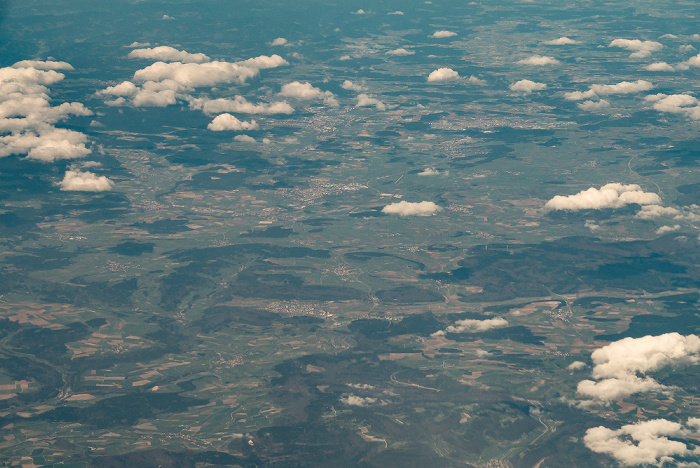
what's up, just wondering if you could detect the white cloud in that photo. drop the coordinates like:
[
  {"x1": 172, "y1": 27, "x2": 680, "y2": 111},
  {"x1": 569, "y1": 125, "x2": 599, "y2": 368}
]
[
  {"x1": 127, "y1": 41, "x2": 151, "y2": 48},
  {"x1": 645, "y1": 93, "x2": 700, "y2": 120},
  {"x1": 576, "y1": 333, "x2": 700, "y2": 402},
  {"x1": 676, "y1": 53, "x2": 700, "y2": 70},
  {"x1": 207, "y1": 114, "x2": 259, "y2": 131},
  {"x1": 544, "y1": 37, "x2": 580, "y2": 45},
  {"x1": 584, "y1": 220, "x2": 600, "y2": 231},
  {"x1": 234, "y1": 134, "x2": 256, "y2": 143},
  {"x1": 431, "y1": 30, "x2": 457, "y2": 38},
  {"x1": 347, "y1": 383, "x2": 375, "y2": 389},
  {"x1": 59, "y1": 170, "x2": 114, "y2": 192},
  {"x1": 417, "y1": 167, "x2": 440, "y2": 176},
  {"x1": 270, "y1": 37, "x2": 287, "y2": 46},
  {"x1": 468, "y1": 75, "x2": 487, "y2": 85},
  {"x1": 427, "y1": 68, "x2": 459, "y2": 82},
  {"x1": 0, "y1": 129, "x2": 92, "y2": 161},
  {"x1": 656, "y1": 224, "x2": 681, "y2": 234},
  {"x1": 545, "y1": 183, "x2": 661, "y2": 211},
  {"x1": 133, "y1": 54, "x2": 288, "y2": 88},
  {"x1": 635, "y1": 204, "x2": 700, "y2": 222},
  {"x1": 610, "y1": 38, "x2": 663, "y2": 58},
  {"x1": 645, "y1": 61, "x2": 675, "y2": 71},
  {"x1": 104, "y1": 97, "x2": 126, "y2": 106},
  {"x1": 510, "y1": 79, "x2": 546, "y2": 94},
  {"x1": 341, "y1": 80, "x2": 365, "y2": 91},
  {"x1": 341, "y1": 395, "x2": 377, "y2": 406},
  {"x1": 636, "y1": 205, "x2": 681, "y2": 219},
  {"x1": 577, "y1": 99, "x2": 611, "y2": 111},
  {"x1": 100, "y1": 52, "x2": 289, "y2": 109},
  {"x1": 584, "y1": 419, "x2": 700, "y2": 466},
  {"x1": 352, "y1": 9, "x2": 365, "y2": 14},
  {"x1": 279, "y1": 81, "x2": 339, "y2": 106},
  {"x1": 356, "y1": 93, "x2": 386, "y2": 110},
  {"x1": 568, "y1": 361, "x2": 586, "y2": 371},
  {"x1": 189, "y1": 96, "x2": 294, "y2": 115},
  {"x1": 517, "y1": 55, "x2": 560, "y2": 66},
  {"x1": 130, "y1": 80, "x2": 179, "y2": 107},
  {"x1": 0, "y1": 62, "x2": 93, "y2": 162},
  {"x1": 387, "y1": 47, "x2": 414, "y2": 56},
  {"x1": 99, "y1": 81, "x2": 138, "y2": 97},
  {"x1": 388, "y1": 10, "x2": 404, "y2": 15},
  {"x1": 128, "y1": 46, "x2": 210, "y2": 63},
  {"x1": 162, "y1": 14, "x2": 174, "y2": 20},
  {"x1": 382, "y1": 200, "x2": 442, "y2": 216},
  {"x1": 564, "y1": 80, "x2": 653, "y2": 100},
  {"x1": 11, "y1": 60, "x2": 74, "y2": 71},
  {"x1": 432, "y1": 317, "x2": 509, "y2": 337}
]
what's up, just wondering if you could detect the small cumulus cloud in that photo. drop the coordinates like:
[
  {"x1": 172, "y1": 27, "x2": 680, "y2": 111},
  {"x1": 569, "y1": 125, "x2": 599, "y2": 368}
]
[
  {"x1": 576, "y1": 333, "x2": 700, "y2": 402},
  {"x1": 382, "y1": 200, "x2": 442, "y2": 216},
  {"x1": 510, "y1": 79, "x2": 546, "y2": 94},
  {"x1": 468, "y1": 75, "x2": 487, "y2": 85},
  {"x1": 341, "y1": 80, "x2": 365, "y2": 92},
  {"x1": 636, "y1": 204, "x2": 700, "y2": 223},
  {"x1": 427, "y1": 67, "x2": 459, "y2": 82},
  {"x1": 585, "y1": 220, "x2": 600, "y2": 231},
  {"x1": 656, "y1": 224, "x2": 681, "y2": 234},
  {"x1": 340, "y1": 395, "x2": 377, "y2": 406},
  {"x1": 59, "y1": 170, "x2": 114, "y2": 192},
  {"x1": 431, "y1": 30, "x2": 457, "y2": 38},
  {"x1": 417, "y1": 167, "x2": 440, "y2": 176},
  {"x1": 388, "y1": 10, "x2": 404, "y2": 15},
  {"x1": 347, "y1": 383, "x2": 375, "y2": 389},
  {"x1": 577, "y1": 99, "x2": 611, "y2": 111},
  {"x1": 432, "y1": 318, "x2": 509, "y2": 337},
  {"x1": 564, "y1": 80, "x2": 653, "y2": 100},
  {"x1": 544, "y1": 36, "x2": 580, "y2": 45},
  {"x1": 352, "y1": 9, "x2": 366, "y2": 15},
  {"x1": 270, "y1": 37, "x2": 287, "y2": 46},
  {"x1": 567, "y1": 361, "x2": 586, "y2": 371},
  {"x1": 150, "y1": 54, "x2": 288, "y2": 86},
  {"x1": 584, "y1": 418, "x2": 700, "y2": 467},
  {"x1": 636, "y1": 205, "x2": 681, "y2": 219},
  {"x1": 11, "y1": 60, "x2": 74, "y2": 71},
  {"x1": 645, "y1": 61, "x2": 675, "y2": 71},
  {"x1": 517, "y1": 55, "x2": 560, "y2": 66},
  {"x1": 207, "y1": 114, "x2": 259, "y2": 131},
  {"x1": 1, "y1": 129, "x2": 92, "y2": 161},
  {"x1": 675, "y1": 52, "x2": 700, "y2": 70},
  {"x1": 0, "y1": 62, "x2": 93, "y2": 163},
  {"x1": 387, "y1": 47, "x2": 414, "y2": 56},
  {"x1": 609, "y1": 38, "x2": 663, "y2": 58},
  {"x1": 188, "y1": 96, "x2": 294, "y2": 115},
  {"x1": 645, "y1": 93, "x2": 700, "y2": 120},
  {"x1": 279, "y1": 81, "x2": 339, "y2": 107},
  {"x1": 356, "y1": 93, "x2": 386, "y2": 110},
  {"x1": 99, "y1": 52, "x2": 289, "y2": 108},
  {"x1": 545, "y1": 183, "x2": 661, "y2": 211},
  {"x1": 128, "y1": 46, "x2": 210, "y2": 63},
  {"x1": 234, "y1": 134, "x2": 256, "y2": 143},
  {"x1": 162, "y1": 14, "x2": 174, "y2": 20}
]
